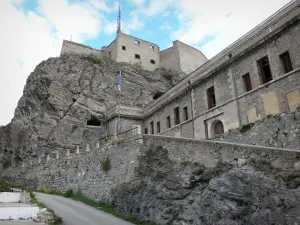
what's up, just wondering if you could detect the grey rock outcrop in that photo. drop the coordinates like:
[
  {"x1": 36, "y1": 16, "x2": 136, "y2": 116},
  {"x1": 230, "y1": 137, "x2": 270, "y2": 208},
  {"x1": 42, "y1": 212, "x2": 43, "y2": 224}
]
[
  {"x1": 112, "y1": 145, "x2": 300, "y2": 225},
  {"x1": 0, "y1": 54, "x2": 172, "y2": 170}
]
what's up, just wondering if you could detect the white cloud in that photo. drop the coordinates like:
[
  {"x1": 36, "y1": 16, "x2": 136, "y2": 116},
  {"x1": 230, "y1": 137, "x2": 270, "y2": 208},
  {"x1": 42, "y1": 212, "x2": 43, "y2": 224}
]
[
  {"x1": 128, "y1": 0, "x2": 146, "y2": 6},
  {"x1": 127, "y1": 13, "x2": 144, "y2": 31},
  {"x1": 171, "y1": 0, "x2": 292, "y2": 58},
  {"x1": 0, "y1": 0, "x2": 106, "y2": 125},
  {"x1": 159, "y1": 22, "x2": 172, "y2": 31}
]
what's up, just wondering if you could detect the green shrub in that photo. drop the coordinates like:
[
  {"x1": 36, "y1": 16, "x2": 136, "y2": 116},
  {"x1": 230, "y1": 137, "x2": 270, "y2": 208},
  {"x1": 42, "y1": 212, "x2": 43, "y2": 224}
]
[
  {"x1": 43, "y1": 188, "x2": 49, "y2": 194},
  {"x1": 63, "y1": 189, "x2": 73, "y2": 198},
  {"x1": 0, "y1": 181, "x2": 11, "y2": 192},
  {"x1": 102, "y1": 156, "x2": 111, "y2": 172},
  {"x1": 239, "y1": 123, "x2": 254, "y2": 133}
]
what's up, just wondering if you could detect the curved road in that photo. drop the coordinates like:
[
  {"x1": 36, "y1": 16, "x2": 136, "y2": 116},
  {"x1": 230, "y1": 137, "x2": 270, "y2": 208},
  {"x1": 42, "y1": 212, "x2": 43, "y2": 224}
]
[{"x1": 35, "y1": 193, "x2": 133, "y2": 225}]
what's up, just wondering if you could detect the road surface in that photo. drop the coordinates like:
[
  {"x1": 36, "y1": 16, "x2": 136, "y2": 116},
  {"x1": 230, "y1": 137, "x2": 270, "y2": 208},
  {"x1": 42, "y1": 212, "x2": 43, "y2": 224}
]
[{"x1": 35, "y1": 193, "x2": 133, "y2": 225}]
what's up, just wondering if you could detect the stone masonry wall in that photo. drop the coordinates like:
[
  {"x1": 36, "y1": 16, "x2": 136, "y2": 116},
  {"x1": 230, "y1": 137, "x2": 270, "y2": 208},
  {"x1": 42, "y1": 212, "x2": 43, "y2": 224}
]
[
  {"x1": 3, "y1": 133, "x2": 300, "y2": 204},
  {"x1": 215, "y1": 107, "x2": 300, "y2": 150},
  {"x1": 61, "y1": 40, "x2": 103, "y2": 57}
]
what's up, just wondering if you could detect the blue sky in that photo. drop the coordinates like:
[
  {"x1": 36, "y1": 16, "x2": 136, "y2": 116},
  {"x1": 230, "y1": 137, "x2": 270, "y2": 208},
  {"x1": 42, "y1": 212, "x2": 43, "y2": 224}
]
[{"x1": 0, "y1": 0, "x2": 292, "y2": 125}]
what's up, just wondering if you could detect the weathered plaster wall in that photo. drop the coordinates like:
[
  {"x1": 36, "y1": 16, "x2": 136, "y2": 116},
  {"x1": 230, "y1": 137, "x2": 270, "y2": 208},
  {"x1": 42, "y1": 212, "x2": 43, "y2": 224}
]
[
  {"x1": 143, "y1": 92, "x2": 193, "y2": 137},
  {"x1": 176, "y1": 41, "x2": 208, "y2": 74},
  {"x1": 114, "y1": 33, "x2": 160, "y2": 71},
  {"x1": 160, "y1": 45, "x2": 181, "y2": 72},
  {"x1": 61, "y1": 40, "x2": 103, "y2": 57}
]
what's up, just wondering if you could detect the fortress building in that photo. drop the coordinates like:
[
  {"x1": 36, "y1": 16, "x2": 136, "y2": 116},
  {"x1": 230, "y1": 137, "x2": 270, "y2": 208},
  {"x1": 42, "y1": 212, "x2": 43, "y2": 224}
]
[
  {"x1": 60, "y1": 4, "x2": 208, "y2": 74},
  {"x1": 63, "y1": 0, "x2": 300, "y2": 141}
]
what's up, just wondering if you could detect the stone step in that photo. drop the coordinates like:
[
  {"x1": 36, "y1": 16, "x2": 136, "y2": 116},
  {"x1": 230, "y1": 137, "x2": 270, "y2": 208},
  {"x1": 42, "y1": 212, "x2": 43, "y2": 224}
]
[{"x1": 0, "y1": 203, "x2": 39, "y2": 221}]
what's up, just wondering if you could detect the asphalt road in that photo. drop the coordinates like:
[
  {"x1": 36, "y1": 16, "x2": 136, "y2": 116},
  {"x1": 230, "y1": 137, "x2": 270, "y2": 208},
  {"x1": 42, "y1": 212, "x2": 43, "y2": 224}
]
[{"x1": 35, "y1": 193, "x2": 133, "y2": 225}]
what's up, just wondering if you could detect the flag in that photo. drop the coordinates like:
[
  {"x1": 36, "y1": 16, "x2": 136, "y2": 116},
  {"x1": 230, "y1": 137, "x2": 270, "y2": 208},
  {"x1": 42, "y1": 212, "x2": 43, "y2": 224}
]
[{"x1": 117, "y1": 71, "x2": 122, "y2": 92}]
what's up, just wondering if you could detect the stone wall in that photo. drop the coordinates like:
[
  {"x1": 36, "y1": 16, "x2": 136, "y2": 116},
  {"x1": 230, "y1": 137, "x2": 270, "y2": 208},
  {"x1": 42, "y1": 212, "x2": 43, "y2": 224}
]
[
  {"x1": 176, "y1": 41, "x2": 208, "y2": 74},
  {"x1": 3, "y1": 134, "x2": 300, "y2": 204},
  {"x1": 114, "y1": 33, "x2": 160, "y2": 71},
  {"x1": 60, "y1": 40, "x2": 103, "y2": 57},
  {"x1": 215, "y1": 108, "x2": 300, "y2": 150},
  {"x1": 3, "y1": 138, "x2": 142, "y2": 202}
]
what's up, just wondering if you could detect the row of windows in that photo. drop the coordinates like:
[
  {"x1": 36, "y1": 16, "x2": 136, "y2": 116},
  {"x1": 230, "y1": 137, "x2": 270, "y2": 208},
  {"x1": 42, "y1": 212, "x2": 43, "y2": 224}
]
[
  {"x1": 132, "y1": 53, "x2": 156, "y2": 64},
  {"x1": 207, "y1": 51, "x2": 294, "y2": 110},
  {"x1": 145, "y1": 106, "x2": 189, "y2": 134},
  {"x1": 133, "y1": 40, "x2": 155, "y2": 50}
]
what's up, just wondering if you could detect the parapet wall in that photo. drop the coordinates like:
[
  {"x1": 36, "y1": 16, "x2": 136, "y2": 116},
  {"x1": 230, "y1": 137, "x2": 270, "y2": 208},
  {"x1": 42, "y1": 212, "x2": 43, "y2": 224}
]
[{"x1": 60, "y1": 40, "x2": 103, "y2": 57}]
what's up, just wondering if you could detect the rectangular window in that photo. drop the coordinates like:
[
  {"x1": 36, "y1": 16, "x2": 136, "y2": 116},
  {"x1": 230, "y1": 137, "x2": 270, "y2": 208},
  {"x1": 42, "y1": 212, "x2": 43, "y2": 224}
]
[
  {"x1": 135, "y1": 54, "x2": 141, "y2": 59},
  {"x1": 150, "y1": 121, "x2": 154, "y2": 134},
  {"x1": 122, "y1": 46, "x2": 126, "y2": 50},
  {"x1": 167, "y1": 116, "x2": 171, "y2": 128},
  {"x1": 257, "y1": 56, "x2": 272, "y2": 84},
  {"x1": 157, "y1": 121, "x2": 160, "y2": 134},
  {"x1": 183, "y1": 106, "x2": 188, "y2": 121},
  {"x1": 174, "y1": 107, "x2": 180, "y2": 125},
  {"x1": 280, "y1": 51, "x2": 293, "y2": 74},
  {"x1": 144, "y1": 128, "x2": 148, "y2": 134},
  {"x1": 242, "y1": 73, "x2": 252, "y2": 92},
  {"x1": 207, "y1": 86, "x2": 216, "y2": 109}
]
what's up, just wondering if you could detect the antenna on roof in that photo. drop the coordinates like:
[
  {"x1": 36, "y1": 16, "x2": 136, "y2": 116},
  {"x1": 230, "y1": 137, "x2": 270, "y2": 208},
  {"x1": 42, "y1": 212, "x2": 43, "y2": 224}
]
[{"x1": 117, "y1": 3, "x2": 121, "y2": 35}]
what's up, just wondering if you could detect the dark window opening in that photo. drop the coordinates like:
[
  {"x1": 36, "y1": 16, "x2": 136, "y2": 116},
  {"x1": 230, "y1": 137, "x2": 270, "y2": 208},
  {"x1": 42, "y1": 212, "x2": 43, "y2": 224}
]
[
  {"x1": 242, "y1": 73, "x2": 252, "y2": 92},
  {"x1": 207, "y1": 86, "x2": 216, "y2": 109},
  {"x1": 135, "y1": 54, "x2": 141, "y2": 59},
  {"x1": 150, "y1": 121, "x2": 154, "y2": 134},
  {"x1": 150, "y1": 59, "x2": 156, "y2": 64},
  {"x1": 109, "y1": 51, "x2": 111, "y2": 59},
  {"x1": 214, "y1": 120, "x2": 224, "y2": 135},
  {"x1": 280, "y1": 51, "x2": 293, "y2": 74},
  {"x1": 122, "y1": 45, "x2": 126, "y2": 50},
  {"x1": 134, "y1": 40, "x2": 140, "y2": 45},
  {"x1": 144, "y1": 128, "x2": 148, "y2": 134},
  {"x1": 4, "y1": 149, "x2": 8, "y2": 153},
  {"x1": 157, "y1": 121, "x2": 160, "y2": 134},
  {"x1": 153, "y1": 92, "x2": 164, "y2": 100},
  {"x1": 72, "y1": 98, "x2": 76, "y2": 103},
  {"x1": 174, "y1": 107, "x2": 180, "y2": 125},
  {"x1": 167, "y1": 116, "x2": 171, "y2": 128},
  {"x1": 149, "y1": 45, "x2": 154, "y2": 50},
  {"x1": 87, "y1": 115, "x2": 101, "y2": 126},
  {"x1": 257, "y1": 56, "x2": 272, "y2": 84},
  {"x1": 183, "y1": 106, "x2": 188, "y2": 121}
]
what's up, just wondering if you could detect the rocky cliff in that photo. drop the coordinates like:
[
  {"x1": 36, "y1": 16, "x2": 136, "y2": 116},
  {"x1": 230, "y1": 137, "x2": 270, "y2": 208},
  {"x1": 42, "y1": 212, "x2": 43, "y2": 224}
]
[
  {"x1": 112, "y1": 145, "x2": 300, "y2": 225},
  {"x1": 0, "y1": 54, "x2": 172, "y2": 170}
]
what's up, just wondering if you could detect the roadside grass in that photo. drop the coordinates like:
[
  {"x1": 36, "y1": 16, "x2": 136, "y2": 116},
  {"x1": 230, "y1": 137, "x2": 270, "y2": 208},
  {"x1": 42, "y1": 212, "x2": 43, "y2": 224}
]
[
  {"x1": 62, "y1": 189, "x2": 157, "y2": 225},
  {"x1": 30, "y1": 192, "x2": 62, "y2": 225}
]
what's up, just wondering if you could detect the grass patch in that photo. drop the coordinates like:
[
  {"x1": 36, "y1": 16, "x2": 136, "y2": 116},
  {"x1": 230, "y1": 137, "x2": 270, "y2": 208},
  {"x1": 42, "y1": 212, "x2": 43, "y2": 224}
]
[
  {"x1": 65, "y1": 191, "x2": 157, "y2": 225},
  {"x1": 110, "y1": 138, "x2": 127, "y2": 145},
  {"x1": 80, "y1": 54, "x2": 104, "y2": 65},
  {"x1": 102, "y1": 156, "x2": 111, "y2": 172},
  {"x1": 30, "y1": 192, "x2": 62, "y2": 225},
  {"x1": 238, "y1": 123, "x2": 254, "y2": 133}
]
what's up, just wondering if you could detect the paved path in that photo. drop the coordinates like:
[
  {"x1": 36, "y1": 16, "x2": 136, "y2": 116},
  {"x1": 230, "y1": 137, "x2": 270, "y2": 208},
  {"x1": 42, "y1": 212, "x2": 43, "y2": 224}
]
[{"x1": 35, "y1": 193, "x2": 133, "y2": 225}]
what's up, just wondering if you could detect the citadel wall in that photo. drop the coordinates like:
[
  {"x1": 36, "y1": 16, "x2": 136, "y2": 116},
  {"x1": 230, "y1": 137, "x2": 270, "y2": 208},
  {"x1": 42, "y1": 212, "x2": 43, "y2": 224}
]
[
  {"x1": 60, "y1": 40, "x2": 103, "y2": 57},
  {"x1": 3, "y1": 130, "x2": 300, "y2": 203}
]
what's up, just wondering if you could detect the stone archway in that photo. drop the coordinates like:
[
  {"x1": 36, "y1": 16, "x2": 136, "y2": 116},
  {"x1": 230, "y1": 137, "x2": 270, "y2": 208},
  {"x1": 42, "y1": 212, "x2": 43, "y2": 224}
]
[{"x1": 211, "y1": 120, "x2": 224, "y2": 137}]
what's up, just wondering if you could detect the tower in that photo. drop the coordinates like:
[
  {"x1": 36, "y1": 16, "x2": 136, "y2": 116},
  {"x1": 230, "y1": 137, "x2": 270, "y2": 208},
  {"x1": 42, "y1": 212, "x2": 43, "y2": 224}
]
[{"x1": 117, "y1": 3, "x2": 121, "y2": 34}]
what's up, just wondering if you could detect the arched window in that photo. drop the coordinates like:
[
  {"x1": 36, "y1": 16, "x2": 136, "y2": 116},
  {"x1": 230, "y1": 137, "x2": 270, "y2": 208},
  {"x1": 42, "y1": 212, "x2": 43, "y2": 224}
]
[
  {"x1": 87, "y1": 115, "x2": 101, "y2": 127},
  {"x1": 150, "y1": 59, "x2": 156, "y2": 64},
  {"x1": 134, "y1": 40, "x2": 140, "y2": 45},
  {"x1": 149, "y1": 45, "x2": 154, "y2": 50}
]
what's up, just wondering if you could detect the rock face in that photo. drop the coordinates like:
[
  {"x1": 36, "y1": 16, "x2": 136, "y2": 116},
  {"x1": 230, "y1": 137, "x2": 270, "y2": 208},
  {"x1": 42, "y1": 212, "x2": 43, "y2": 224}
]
[
  {"x1": 0, "y1": 54, "x2": 172, "y2": 170},
  {"x1": 112, "y1": 146, "x2": 300, "y2": 225}
]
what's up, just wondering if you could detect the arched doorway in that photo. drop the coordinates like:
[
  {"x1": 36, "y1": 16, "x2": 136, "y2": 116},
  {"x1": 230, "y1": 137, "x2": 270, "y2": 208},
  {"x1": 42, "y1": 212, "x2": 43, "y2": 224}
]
[{"x1": 211, "y1": 120, "x2": 224, "y2": 137}]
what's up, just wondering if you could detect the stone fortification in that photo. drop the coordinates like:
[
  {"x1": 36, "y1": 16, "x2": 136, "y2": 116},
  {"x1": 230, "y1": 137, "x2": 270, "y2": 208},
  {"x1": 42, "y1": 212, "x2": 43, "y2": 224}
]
[{"x1": 2, "y1": 131, "x2": 300, "y2": 224}]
